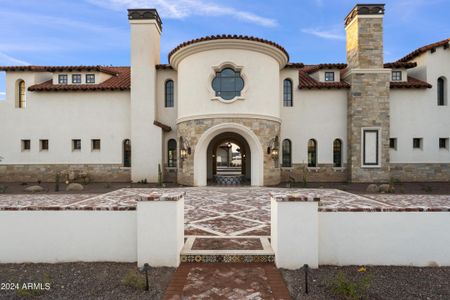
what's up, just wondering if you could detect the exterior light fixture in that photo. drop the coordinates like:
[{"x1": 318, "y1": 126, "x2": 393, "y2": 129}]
[
  {"x1": 180, "y1": 148, "x2": 188, "y2": 160},
  {"x1": 179, "y1": 136, "x2": 191, "y2": 160},
  {"x1": 268, "y1": 135, "x2": 280, "y2": 161},
  {"x1": 271, "y1": 147, "x2": 279, "y2": 160}
]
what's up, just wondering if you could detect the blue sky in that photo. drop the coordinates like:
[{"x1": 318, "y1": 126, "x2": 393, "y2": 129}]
[{"x1": 0, "y1": 0, "x2": 449, "y2": 100}]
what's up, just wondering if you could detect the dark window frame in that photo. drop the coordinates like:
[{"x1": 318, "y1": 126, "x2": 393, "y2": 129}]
[
  {"x1": 123, "y1": 139, "x2": 131, "y2": 167},
  {"x1": 324, "y1": 72, "x2": 335, "y2": 82},
  {"x1": 165, "y1": 80, "x2": 174, "y2": 107},
  {"x1": 282, "y1": 139, "x2": 292, "y2": 167},
  {"x1": 40, "y1": 139, "x2": 49, "y2": 151},
  {"x1": 58, "y1": 74, "x2": 68, "y2": 84},
  {"x1": 72, "y1": 74, "x2": 82, "y2": 84},
  {"x1": 72, "y1": 139, "x2": 81, "y2": 151},
  {"x1": 167, "y1": 139, "x2": 177, "y2": 167},
  {"x1": 211, "y1": 68, "x2": 244, "y2": 100},
  {"x1": 86, "y1": 74, "x2": 95, "y2": 84},
  {"x1": 439, "y1": 138, "x2": 448, "y2": 149},
  {"x1": 363, "y1": 130, "x2": 379, "y2": 166},
  {"x1": 392, "y1": 71, "x2": 402, "y2": 81},
  {"x1": 389, "y1": 138, "x2": 397, "y2": 150},
  {"x1": 413, "y1": 138, "x2": 423, "y2": 149},
  {"x1": 283, "y1": 79, "x2": 293, "y2": 107},
  {"x1": 307, "y1": 139, "x2": 317, "y2": 167},
  {"x1": 437, "y1": 77, "x2": 447, "y2": 106},
  {"x1": 333, "y1": 139, "x2": 342, "y2": 167},
  {"x1": 91, "y1": 139, "x2": 101, "y2": 151},
  {"x1": 21, "y1": 139, "x2": 31, "y2": 151}
]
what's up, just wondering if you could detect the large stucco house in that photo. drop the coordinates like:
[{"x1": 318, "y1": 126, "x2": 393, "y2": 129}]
[{"x1": 0, "y1": 4, "x2": 449, "y2": 186}]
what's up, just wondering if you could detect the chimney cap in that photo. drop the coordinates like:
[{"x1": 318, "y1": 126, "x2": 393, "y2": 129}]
[
  {"x1": 345, "y1": 4, "x2": 385, "y2": 26},
  {"x1": 128, "y1": 9, "x2": 162, "y2": 30}
]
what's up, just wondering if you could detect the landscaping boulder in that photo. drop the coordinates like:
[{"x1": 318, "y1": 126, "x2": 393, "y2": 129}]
[
  {"x1": 66, "y1": 183, "x2": 84, "y2": 192},
  {"x1": 366, "y1": 184, "x2": 379, "y2": 193},
  {"x1": 24, "y1": 185, "x2": 45, "y2": 193},
  {"x1": 379, "y1": 184, "x2": 394, "y2": 193}
]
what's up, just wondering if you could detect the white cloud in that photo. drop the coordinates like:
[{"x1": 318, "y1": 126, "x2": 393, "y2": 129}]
[
  {"x1": 0, "y1": 92, "x2": 5, "y2": 101},
  {"x1": 86, "y1": 0, "x2": 278, "y2": 27},
  {"x1": 0, "y1": 52, "x2": 29, "y2": 66},
  {"x1": 302, "y1": 27, "x2": 345, "y2": 41}
]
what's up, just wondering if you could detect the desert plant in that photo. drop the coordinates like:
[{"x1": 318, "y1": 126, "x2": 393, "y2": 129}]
[
  {"x1": 331, "y1": 271, "x2": 372, "y2": 300},
  {"x1": 0, "y1": 185, "x2": 8, "y2": 193},
  {"x1": 122, "y1": 269, "x2": 146, "y2": 290},
  {"x1": 158, "y1": 163, "x2": 162, "y2": 186},
  {"x1": 55, "y1": 173, "x2": 60, "y2": 192}
]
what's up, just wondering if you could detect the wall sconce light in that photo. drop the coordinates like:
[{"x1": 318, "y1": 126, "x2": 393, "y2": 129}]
[
  {"x1": 179, "y1": 136, "x2": 191, "y2": 160},
  {"x1": 180, "y1": 148, "x2": 188, "y2": 160},
  {"x1": 268, "y1": 136, "x2": 280, "y2": 161},
  {"x1": 271, "y1": 147, "x2": 279, "y2": 160}
]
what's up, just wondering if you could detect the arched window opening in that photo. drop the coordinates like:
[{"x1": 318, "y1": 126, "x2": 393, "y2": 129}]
[
  {"x1": 16, "y1": 80, "x2": 26, "y2": 108},
  {"x1": 333, "y1": 139, "x2": 342, "y2": 167},
  {"x1": 123, "y1": 139, "x2": 131, "y2": 167},
  {"x1": 307, "y1": 139, "x2": 317, "y2": 167},
  {"x1": 165, "y1": 80, "x2": 174, "y2": 107},
  {"x1": 167, "y1": 139, "x2": 177, "y2": 167},
  {"x1": 212, "y1": 68, "x2": 244, "y2": 100},
  {"x1": 282, "y1": 139, "x2": 292, "y2": 167},
  {"x1": 283, "y1": 79, "x2": 293, "y2": 107},
  {"x1": 437, "y1": 77, "x2": 447, "y2": 106}
]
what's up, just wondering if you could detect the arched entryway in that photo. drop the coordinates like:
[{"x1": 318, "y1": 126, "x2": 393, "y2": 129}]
[
  {"x1": 193, "y1": 123, "x2": 264, "y2": 186},
  {"x1": 206, "y1": 132, "x2": 251, "y2": 185}
]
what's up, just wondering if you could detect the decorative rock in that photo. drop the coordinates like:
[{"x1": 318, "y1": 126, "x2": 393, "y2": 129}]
[
  {"x1": 379, "y1": 184, "x2": 394, "y2": 193},
  {"x1": 366, "y1": 184, "x2": 379, "y2": 193},
  {"x1": 24, "y1": 185, "x2": 45, "y2": 193},
  {"x1": 66, "y1": 183, "x2": 84, "y2": 191}
]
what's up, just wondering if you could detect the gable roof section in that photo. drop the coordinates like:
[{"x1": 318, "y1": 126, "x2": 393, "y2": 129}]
[
  {"x1": 28, "y1": 67, "x2": 130, "y2": 92},
  {"x1": 397, "y1": 38, "x2": 450, "y2": 62},
  {"x1": 0, "y1": 65, "x2": 120, "y2": 76}
]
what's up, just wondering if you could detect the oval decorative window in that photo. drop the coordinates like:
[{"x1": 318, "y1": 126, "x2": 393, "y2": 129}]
[{"x1": 211, "y1": 68, "x2": 244, "y2": 100}]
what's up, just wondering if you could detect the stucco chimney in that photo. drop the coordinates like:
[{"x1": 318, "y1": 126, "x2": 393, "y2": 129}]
[
  {"x1": 344, "y1": 4, "x2": 391, "y2": 183},
  {"x1": 128, "y1": 9, "x2": 162, "y2": 182}
]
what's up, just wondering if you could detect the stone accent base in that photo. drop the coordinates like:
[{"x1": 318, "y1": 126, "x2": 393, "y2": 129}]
[
  {"x1": 281, "y1": 164, "x2": 348, "y2": 183},
  {"x1": 0, "y1": 164, "x2": 131, "y2": 183},
  {"x1": 390, "y1": 163, "x2": 450, "y2": 182}
]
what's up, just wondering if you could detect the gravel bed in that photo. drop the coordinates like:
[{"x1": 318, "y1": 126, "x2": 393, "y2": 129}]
[
  {"x1": 281, "y1": 265, "x2": 450, "y2": 299},
  {"x1": 0, "y1": 262, "x2": 175, "y2": 299}
]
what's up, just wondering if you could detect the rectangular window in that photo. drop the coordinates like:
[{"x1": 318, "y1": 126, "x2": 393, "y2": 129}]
[
  {"x1": 40, "y1": 139, "x2": 49, "y2": 151},
  {"x1": 72, "y1": 74, "x2": 82, "y2": 84},
  {"x1": 72, "y1": 139, "x2": 81, "y2": 151},
  {"x1": 324, "y1": 72, "x2": 335, "y2": 82},
  {"x1": 413, "y1": 138, "x2": 423, "y2": 149},
  {"x1": 439, "y1": 138, "x2": 449, "y2": 149},
  {"x1": 58, "y1": 74, "x2": 68, "y2": 84},
  {"x1": 362, "y1": 129, "x2": 379, "y2": 166},
  {"x1": 389, "y1": 138, "x2": 397, "y2": 150},
  {"x1": 21, "y1": 139, "x2": 30, "y2": 151},
  {"x1": 91, "y1": 139, "x2": 101, "y2": 151},
  {"x1": 392, "y1": 71, "x2": 402, "y2": 81},
  {"x1": 86, "y1": 74, "x2": 95, "y2": 84}
]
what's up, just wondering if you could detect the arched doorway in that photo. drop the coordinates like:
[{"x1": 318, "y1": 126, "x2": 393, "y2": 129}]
[
  {"x1": 193, "y1": 123, "x2": 264, "y2": 186},
  {"x1": 206, "y1": 132, "x2": 251, "y2": 185}
]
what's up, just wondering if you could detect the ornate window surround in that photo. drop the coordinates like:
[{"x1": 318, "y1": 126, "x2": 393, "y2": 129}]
[{"x1": 208, "y1": 62, "x2": 248, "y2": 104}]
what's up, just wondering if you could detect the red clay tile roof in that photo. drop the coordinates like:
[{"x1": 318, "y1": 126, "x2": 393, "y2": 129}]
[
  {"x1": 298, "y1": 69, "x2": 350, "y2": 90},
  {"x1": 0, "y1": 65, "x2": 120, "y2": 76},
  {"x1": 284, "y1": 63, "x2": 305, "y2": 69},
  {"x1": 168, "y1": 34, "x2": 289, "y2": 62},
  {"x1": 28, "y1": 67, "x2": 130, "y2": 92},
  {"x1": 397, "y1": 38, "x2": 450, "y2": 62},
  {"x1": 390, "y1": 76, "x2": 432, "y2": 89},
  {"x1": 155, "y1": 64, "x2": 173, "y2": 70},
  {"x1": 384, "y1": 61, "x2": 417, "y2": 69},
  {"x1": 302, "y1": 63, "x2": 347, "y2": 74}
]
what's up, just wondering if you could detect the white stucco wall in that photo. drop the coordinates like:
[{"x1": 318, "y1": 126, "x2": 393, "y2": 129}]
[
  {"x1": 0, "y1": 72, "x2": 130, "y2": 164},
  {"x1": 280, "y1": 68, "x2": 348, "y2": 165},
  {"x1": 0, "y1": 211, "x2": 136, "y2": 263},
  {"x1": 390, "y1": 47, "x2": 450, "y2": 163},
  {"x1": 176, "y1": 48, "x2": 281, "y2": 122}
]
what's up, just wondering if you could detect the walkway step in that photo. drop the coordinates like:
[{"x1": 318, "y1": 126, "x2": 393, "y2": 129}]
[
  {"x1": 164, "y1": 263, "x2": 291, "y2": 300},
  {"x1": 181, "y1": 236, "x2": 275, "y2": 263}
]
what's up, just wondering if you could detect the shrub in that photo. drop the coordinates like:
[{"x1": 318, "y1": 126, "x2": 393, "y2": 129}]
[
  {"x1": 331, "y1": 271, "x2": 372, "y2": 300},
  {"x1": 122, "y1": 269, "x2": 146, "y2": 290},
  {"x1": 0, "y1": 185, "x2": 8, "y2": 193}
]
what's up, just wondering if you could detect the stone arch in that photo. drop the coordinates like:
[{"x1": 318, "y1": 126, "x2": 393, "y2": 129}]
[{"x1": 194, "y1": 123, "x2": 264, "y2": 186}]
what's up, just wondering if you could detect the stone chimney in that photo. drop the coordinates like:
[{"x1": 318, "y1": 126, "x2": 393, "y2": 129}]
[
  {"x1": 128, "y1": 9, "x2": 162, "y2": 182},
  {"x1": 344, "y1": 4, "x2": 391, "y2": 183}
]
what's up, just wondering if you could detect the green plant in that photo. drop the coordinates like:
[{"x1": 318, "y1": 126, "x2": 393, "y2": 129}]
[
  {"x1": 55, "y1": 173, "x2": 60, "y2": 192},
  {"x1": 16, "y1": 272, "x2": 51, "y2": 297},
  {"x1": 331, "y1": 272, "x2": 372, "y2": 300},
  {"x1": 0, "y1": 185, "x2": 8, "y2": 193},
  {"x1": 121, "y1": 269, "x2": 146, "y2": 290},
  {"x1": 158, "y1": 163, "x2": 162, "y2": 186}
]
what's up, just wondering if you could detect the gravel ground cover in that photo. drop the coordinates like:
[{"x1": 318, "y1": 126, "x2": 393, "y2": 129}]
[
  {"x1": 281, "y1": 265, "x2": 450, "y2": 299},
  {"x1": 0, "y1": 262, "x2": 174, "y2": 300}
]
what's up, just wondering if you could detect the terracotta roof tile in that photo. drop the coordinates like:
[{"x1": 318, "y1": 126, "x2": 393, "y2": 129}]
[
  {"x1": 28, "y1": 67, "x2": 130, "y2": 92},
  {"x1": 298, "y1": 69, "x2": 350, "y2": 90},
  {"x1": 390, "y1": 76, "x2": 432, "y2": 89},
  {"x1": 156, "y1": 64, "x2": 173, "y2": 70},
  {"x1": 168, "y1": 34, "x2": 289, "y2": 62},
  {"x1": 397, "y1": 38, "x2": 450, "y2": 62},
  {"x1": 302, "y1": 63, "x2": 347, "y2": 74},
  {"x1": 0, "y1": 65, "x2": 119, "y2": 76}
]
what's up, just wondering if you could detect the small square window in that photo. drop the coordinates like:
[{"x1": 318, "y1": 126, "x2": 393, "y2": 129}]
[
  {"x1": 86, "y1": 74, "x2": 95, "y2": 84},
  {"x1": 40, "y1": 139, "x2": 49, "y2": 151},
  {"x1": 439, "y1": 138, "x2": 449, "y2": 149},
  {"x1": 72, "y1": 74, "x2": 82, "y2": 84},
  {"x1": 392, "y1": 71, "x2": 402, "y2": 81},
  {"x1": 92, "y1": 139, "x2": 101, "y2": 151},
  {"x1": 413, "y1": 138, "x2": 423, "y2": 149},
  {"x1": 21, "y1": 140, "x2": 30, "y2": 151},
  {"x1": 389, "y1": 138, "x2": 397, "y2": 150},
  {"x1": 324, "y1": 72, "x2": 335, "y2": 82},
  {"x1": 58, "y1": 74, "x2": 68, "y2": 84},
  {"x1": 72, "y1": 139, "x2": 81, "y2": 151}
]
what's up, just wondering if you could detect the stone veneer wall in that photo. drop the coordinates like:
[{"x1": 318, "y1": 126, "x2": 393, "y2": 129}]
[
  {"x1": 281, "y1": 164, "x2": 348, "y2": 183},
  {"x1": 390, "y1": 164, "x2": 450, "y2": 182},
  {"x1": 177, "y1": 118, "x2": 280, "y2": 186},
  {"x1": 0, "y1": 164, "x2": 130, "y2": 183}
]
